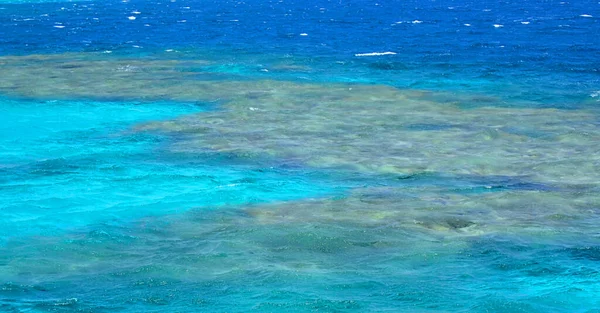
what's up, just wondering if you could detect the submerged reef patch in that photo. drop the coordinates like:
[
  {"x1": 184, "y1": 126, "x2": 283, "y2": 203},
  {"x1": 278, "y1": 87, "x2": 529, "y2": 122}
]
[
  {"x1": 1, "y1": 53, "x2": 599, "y2": 185},
  {"x1": 1, "y1": 185, "x2": 598, "y2": 311}
]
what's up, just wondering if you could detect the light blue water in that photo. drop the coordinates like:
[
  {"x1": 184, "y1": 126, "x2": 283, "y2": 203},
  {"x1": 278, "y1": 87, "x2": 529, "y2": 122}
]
[
  {"x1": 0, "y1": 98, "x2": 339, "y2": 241},
  {"x1": 1, "y1": 0, "x2": 599, "y2": 312}
]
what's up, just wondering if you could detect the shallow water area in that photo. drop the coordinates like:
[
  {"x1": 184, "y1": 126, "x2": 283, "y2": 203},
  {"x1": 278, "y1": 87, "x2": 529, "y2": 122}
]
[
  {"x1": 0, "y1": 97, "x2": 339, "y2": 242},
  {"x1": 1, "y1": 0, "x2": 600, "y2": 312},
  {"x1": 2, "y1": 187, "x2": 600, "y2": 312},
  {"x1": 1, "y1": 54, "x2": 599, "y2": 313}
]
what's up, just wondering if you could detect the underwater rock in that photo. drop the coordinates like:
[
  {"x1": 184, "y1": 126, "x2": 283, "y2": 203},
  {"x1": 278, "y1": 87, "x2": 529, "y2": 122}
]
[{"x1": 443, "y1": 217, "x2": 476, "y2": 230}]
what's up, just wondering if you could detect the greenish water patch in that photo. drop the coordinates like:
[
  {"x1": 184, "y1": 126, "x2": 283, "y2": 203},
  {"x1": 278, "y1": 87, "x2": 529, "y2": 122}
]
[{"x1": 1, "y1": 187, "x2": 599, "y2": 312}]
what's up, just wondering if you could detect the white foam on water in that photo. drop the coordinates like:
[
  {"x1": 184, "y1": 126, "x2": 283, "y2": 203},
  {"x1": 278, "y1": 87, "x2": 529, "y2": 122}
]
[
  {"x1": 464, "y1": 23, "x2": 471, "y2": 26},
  {"x1": 580, "y1": 14, "x2": 593, "y2": 17},
  {"x1": 300, "y1": 33, "x2": 308, "y2": 36},
  {"x1": 354, "y1": 52, "x2": 397, "y2": 57},
  {"x1": 216, "y1": 183, "x2": 241, "y2": 189},
  {"x1": 53, "y1": 25, "x2": 65, "y2": 28},
  {"x1": 521, "y1": 21, "x2": 530, "y2": 24},
  {"x1": 127, "y1": 16, "x2": 136, "y2": 20},
  {"x1": 493, "y1": 24, "x2": 504, "y2": 28},
  {"x1": 394, "y1": 20, "x2": 423, "y2": 24},
  {"x1": 178, "y1": 20, "x2": 187, "y2": 22},
  {"x1": 132, "y1": 11, "x2": 141, "y2": 14},
  {"x1": 591, "y1": 91, "x2": 599, "y2": 98}
]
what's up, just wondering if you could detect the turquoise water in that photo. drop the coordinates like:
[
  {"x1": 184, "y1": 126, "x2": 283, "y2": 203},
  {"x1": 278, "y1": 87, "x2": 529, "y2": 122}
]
[
  {"x1": 0, "y1": 97, "x2": 340, "y2": 240},
  {"x1": 1, "y1": 0, "x2": 600, "y2": 312}
]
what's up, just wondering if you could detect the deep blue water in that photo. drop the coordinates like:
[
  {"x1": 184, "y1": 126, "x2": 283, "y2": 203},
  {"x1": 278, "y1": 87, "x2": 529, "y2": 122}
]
[
  {"x1": 1, "y1": 0, "x2": 599, "y2": 312},
  {"x1": 2, "y1": 0, "x2": 599, "y2": 104}
]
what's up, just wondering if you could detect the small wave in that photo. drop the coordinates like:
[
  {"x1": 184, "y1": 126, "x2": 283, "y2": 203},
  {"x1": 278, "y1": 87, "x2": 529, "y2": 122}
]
[
  {"x1": 394, "y1": 20, "x2": 423, "y2": 24},
  {"x1": 591, "y1": 91, "x2": 599, "y2": 99},
  {"x1": 355, "y1": 52, "x2": 397, "y2": 57},
  {"x1": 580, "y1": 14, "x2": 593, "y2": 18}
]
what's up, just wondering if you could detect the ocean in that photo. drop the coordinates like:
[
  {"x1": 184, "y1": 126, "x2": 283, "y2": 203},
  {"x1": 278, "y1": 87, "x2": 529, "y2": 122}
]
[{"x1": 0, "y1": 0, "x2": 599, "y2": 312}]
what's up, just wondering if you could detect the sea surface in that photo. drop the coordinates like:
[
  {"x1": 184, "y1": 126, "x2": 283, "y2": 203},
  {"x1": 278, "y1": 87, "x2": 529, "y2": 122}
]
[{"x1": 0, "y1": 0, "x2": 599, "y2": 312}]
